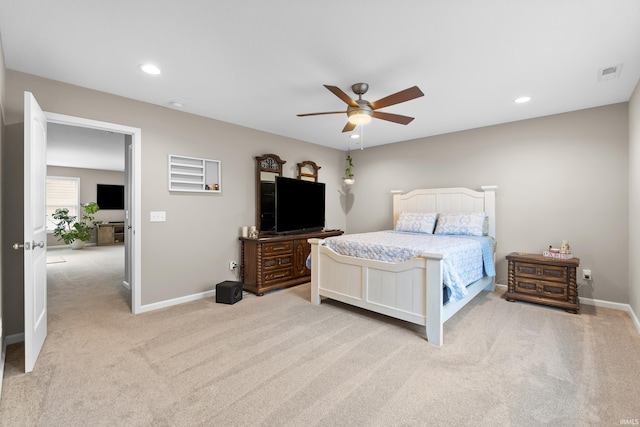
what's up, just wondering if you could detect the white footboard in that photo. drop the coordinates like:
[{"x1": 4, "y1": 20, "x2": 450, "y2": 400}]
[
  {"x1": 309, "y1": 238, "x2": 448, "y2": 345},
  {"x1": 308, "y1": 185, "x2": 497, "y2": 346}
]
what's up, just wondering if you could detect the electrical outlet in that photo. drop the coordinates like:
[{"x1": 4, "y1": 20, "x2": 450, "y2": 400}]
[
  {"x1": 583, "y1": 269, "x2": 592, "y2": 280},
  {"x1": 229, "y1": 261, "x2": 238, "y2": 271}
]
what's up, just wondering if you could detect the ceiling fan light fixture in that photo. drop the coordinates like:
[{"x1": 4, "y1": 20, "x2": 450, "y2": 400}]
[{"x1": 347, "y1": 112, "x2": 373, "y2": 125}]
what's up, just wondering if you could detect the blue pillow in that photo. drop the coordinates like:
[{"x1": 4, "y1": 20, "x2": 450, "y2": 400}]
[{"x1": 395, "y1": 212, "x2": 438, "y2": 234}]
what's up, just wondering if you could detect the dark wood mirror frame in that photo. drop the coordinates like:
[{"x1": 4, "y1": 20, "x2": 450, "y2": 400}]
[
  {"x1": 255, "y1": 154, "x2": 286, "y2": 234},
  {"x1": 297, "y1": 160, "x2": 321, "y2": 182}
]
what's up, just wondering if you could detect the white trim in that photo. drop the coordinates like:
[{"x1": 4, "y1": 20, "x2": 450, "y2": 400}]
[
  {"x1": 579, "y1": 296, "x2": 629, "y2": 311},
  {"x1": 0, "y1": 338, "x2": 5, "y2": 398},
  {"x1": 136, "y1": 289, "x2": 216, "y2": 314},
  {"x1": 5, "y1": 333, "x2": 25, "y2": 346},
  {"x1": 44, "y1": 112, "x2": 142, "y2": 314},
  {"x1": 580, "y1": 297, "x2": 640, "y2": 335}
]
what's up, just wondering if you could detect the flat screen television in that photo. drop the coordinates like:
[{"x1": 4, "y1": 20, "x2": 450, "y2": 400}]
[
  {"x1": 97, "y1": 184, "x2": 125, "y2": 210},
  {"x1": 275, "y1": 176, "x2": 325, "y2": 234}
]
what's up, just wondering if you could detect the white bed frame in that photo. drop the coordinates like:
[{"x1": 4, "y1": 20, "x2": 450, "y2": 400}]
[{"x1": 309, "y1": 186, "x2": 497, "y2": 346}]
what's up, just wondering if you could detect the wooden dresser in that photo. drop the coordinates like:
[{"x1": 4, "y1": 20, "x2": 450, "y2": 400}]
[
  {"x1": 506, "y1": 252, "x2": 580, "y2": 313},
  {"x1": 240, "y1": 230, "x2": 343, "y2": 295}
]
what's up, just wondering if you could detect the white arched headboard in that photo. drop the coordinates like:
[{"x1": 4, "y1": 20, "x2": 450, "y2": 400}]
[{"x1": 392, "y1": 186, "x2": 498, "y2": 238}]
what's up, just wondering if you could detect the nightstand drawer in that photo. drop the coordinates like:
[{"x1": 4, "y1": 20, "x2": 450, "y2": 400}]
[
  {"x1": 514, "y1": 261, "x2": 567, "y2": 283},
  {"x1": 514, "y1": 278, "x2": 568, "y2": 301}
]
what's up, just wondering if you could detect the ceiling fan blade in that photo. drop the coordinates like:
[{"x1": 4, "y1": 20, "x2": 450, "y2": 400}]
[
  {"x1": 324, "y1": 85, "x2": 359, "y2": 107},
  {"x1": 372, "y1": 111, "x2": 415, "y2": 125},
  {"x1": 370, "y1": 86, "x2": 424, "y2": 110},
  {"x1": 342, "y1": 121, "x2": 356, "y2": 133},
  {"x1": 297, "y1": 111, "x2": 345, "y2": 117}
]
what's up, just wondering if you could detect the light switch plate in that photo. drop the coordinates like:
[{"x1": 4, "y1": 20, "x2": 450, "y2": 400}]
[{"x1": 150, "y1": 211, "x2": 166, "y2": 222}]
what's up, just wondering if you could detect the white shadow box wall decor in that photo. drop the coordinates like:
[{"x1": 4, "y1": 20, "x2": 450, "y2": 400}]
[{"x1": 168, "y1": 154, "x2": 221, "y2": 193}]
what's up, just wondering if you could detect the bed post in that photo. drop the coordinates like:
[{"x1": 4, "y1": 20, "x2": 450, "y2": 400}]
[
  {"x1": 425, "y1": 257, "x2": 444, "y2": 346},
  {"x1": 308, "y1": 238, "x2": 322, "y2": 305},
  {"x1": 481, "y1": 185, "x2": 497, "y2": 239}
]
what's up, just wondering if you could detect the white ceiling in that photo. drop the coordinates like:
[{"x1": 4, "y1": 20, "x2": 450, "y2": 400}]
[
  {"x1": 1, "y1": 0, "x2": 639, "y2": 152},
  {"x1": 47, "y1": 123, "x2": 125, "y2": 171}
]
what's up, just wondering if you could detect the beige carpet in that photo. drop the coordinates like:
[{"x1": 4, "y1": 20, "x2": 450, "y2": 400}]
[{"x1": 1, "y1": 245, "x2": 640, "y2": 426}]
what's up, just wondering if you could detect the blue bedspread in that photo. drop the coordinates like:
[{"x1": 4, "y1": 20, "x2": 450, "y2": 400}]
[{"x1": 311, "y1": 231, "x2": 495, "y2": 303}]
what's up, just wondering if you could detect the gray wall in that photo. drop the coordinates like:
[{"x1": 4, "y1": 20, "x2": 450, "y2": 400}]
[
  {"x1": 629, "y1": 81, "x2": 640, "y2": 317},
  {"x1": 0, "y1": 32, "x2": 5, "y2": 340},
  {"x1": 347, "y1": 104, "x2": 629, "y2": 304},
  {"x1": 47, "y1": 166, "x2": 125, "y2": 247},
  {"x1": 2, "y1": 123, "x2": 23, "y2": 336},
  {"x1": 4, "y1": 70, "x2": 347, "y2": 315}
]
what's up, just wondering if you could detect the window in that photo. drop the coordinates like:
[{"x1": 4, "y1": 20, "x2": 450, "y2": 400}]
[{"x1": 46, "y1": 176, "x2": 80, "y2": 232}]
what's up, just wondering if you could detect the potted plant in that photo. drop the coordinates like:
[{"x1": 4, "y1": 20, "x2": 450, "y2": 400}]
[
  {"x1": 343, "y1": 152, "x2": 355, "y2": 185},
  {"x1": 52, "y1": 202, "x2": 101, "y2": 249}
]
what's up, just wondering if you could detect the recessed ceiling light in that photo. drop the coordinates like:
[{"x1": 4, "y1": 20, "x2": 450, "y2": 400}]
[
  {"x1": 350, "y1": 134, "x2": 360, "y2": 139},
  {"x1": 169, "y1": 101, "x2": 183, "y2": 108},
  {"x1": 515, "y1": 96, "x2": 532, "y2": 104},
  {"x1": 140, "y1": 63, "x2": 161, "y2": 75}
]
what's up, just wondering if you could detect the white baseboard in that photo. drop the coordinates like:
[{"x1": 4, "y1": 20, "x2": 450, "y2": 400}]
[
  {"x1": 495, "y1": 283, "x2": 507, "y2": 291},
  {"x1": 136, "y1": 289, "x2": 216, "y2": 313},
  {"x1": 580, "y1": 297, "x2": 640, "y2": 336},
  {"x1": 5, "y1": 333, "x2": 25, "y2": 346},
  {"x1": 0, "y1": 336, "x2": 6, "y2": 398}
]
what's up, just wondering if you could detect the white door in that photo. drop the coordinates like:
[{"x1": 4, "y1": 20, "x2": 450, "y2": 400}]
[{"x1": 23, "y1": 92, "x2": 48, "y2": 373}]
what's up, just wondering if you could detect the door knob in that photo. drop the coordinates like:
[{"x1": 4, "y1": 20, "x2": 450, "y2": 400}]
[{"x1": 32, "y1": 241, "x2": 45, "y2": 249}]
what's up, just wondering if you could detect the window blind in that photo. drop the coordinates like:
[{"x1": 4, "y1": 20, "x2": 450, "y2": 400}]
[{"x1": 46, "y1": 177, "x2": 80, "y2": 231}]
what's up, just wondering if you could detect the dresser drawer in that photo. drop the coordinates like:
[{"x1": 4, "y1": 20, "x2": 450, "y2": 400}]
[
  {"x1": 263, "y1": 255, "x2": 293, "y2": 271},
  {"x1": 514, "y1": 278, "x2": 568, "y2": 301},
  {"x1": 514, "y1": 262, "x2": 567, "y2": 283},
  {"x1": 263, "y1": 241, "x2": 293, "y2": 256},
  {"x1": 264, "y1": 268, "x2": 293, "y2": 285}
]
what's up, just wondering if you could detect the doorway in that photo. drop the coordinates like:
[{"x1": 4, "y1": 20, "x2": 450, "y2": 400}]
[{"x1": 45, "y1": 112, "x2": 142, "y2": 313}]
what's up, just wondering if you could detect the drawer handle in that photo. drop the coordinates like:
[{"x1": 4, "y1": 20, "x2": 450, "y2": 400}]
[
  {"x1": 273, "y1": 246, "x2": 286, "y2": 251},
  {"x1": 273, "y1": 273, "x2": 287, "y2": 279}
]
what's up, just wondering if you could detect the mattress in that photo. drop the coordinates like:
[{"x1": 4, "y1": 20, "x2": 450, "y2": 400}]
[{"x1": 323, "y1": 231, "x2": 495, "y2": 303}]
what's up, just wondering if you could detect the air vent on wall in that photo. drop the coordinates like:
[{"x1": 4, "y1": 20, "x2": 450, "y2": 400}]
[{"x1": 597, "y1": 64, "x2": 623, "y2": 82}]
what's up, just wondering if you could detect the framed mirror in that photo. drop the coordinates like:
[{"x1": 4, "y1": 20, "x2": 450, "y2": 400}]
[
  {"x1": 256, "y1": 154, "x2": 286, "y2": 233},
  {"x1": 297, "y1": 160, "x2": 321, "y2": 182}
]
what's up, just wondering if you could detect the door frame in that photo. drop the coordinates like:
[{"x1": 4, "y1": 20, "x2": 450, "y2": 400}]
[{"x1": 45, "y1": 112, "x2": 143, "y2": 313}]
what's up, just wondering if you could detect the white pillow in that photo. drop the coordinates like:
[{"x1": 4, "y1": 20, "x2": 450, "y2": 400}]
[
  {"x1": 434, "y1": 212, "x2": 487, "y2": 236},
  {"x1": 395, "y1": 212, "x2": 438, "y2": 234}
]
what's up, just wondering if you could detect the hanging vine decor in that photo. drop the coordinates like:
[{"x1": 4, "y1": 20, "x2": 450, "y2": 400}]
[{"x1": 343, "y1": 150, "x2": 355, "y2": 185}]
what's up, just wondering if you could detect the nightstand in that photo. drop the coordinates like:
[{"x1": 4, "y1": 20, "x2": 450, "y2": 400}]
[{"x1": 506, "y1": 252, "x2": 580, "y2": 313}]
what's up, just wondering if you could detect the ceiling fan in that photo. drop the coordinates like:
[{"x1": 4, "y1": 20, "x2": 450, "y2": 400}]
[{"x1": 297, "y1": 83, "x2": 424, "y2": 132}]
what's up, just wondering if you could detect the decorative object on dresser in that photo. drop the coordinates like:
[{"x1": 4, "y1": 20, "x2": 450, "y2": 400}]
[
  {"x1": 506, "y1": 252, "x2": 580, "y2": 313},
  {"x1": 297, "y1": 160, "x2": 320, "y2": 182},
  {"x1": 240, "y1": 230, "x2": 343, "y2": 296}
]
